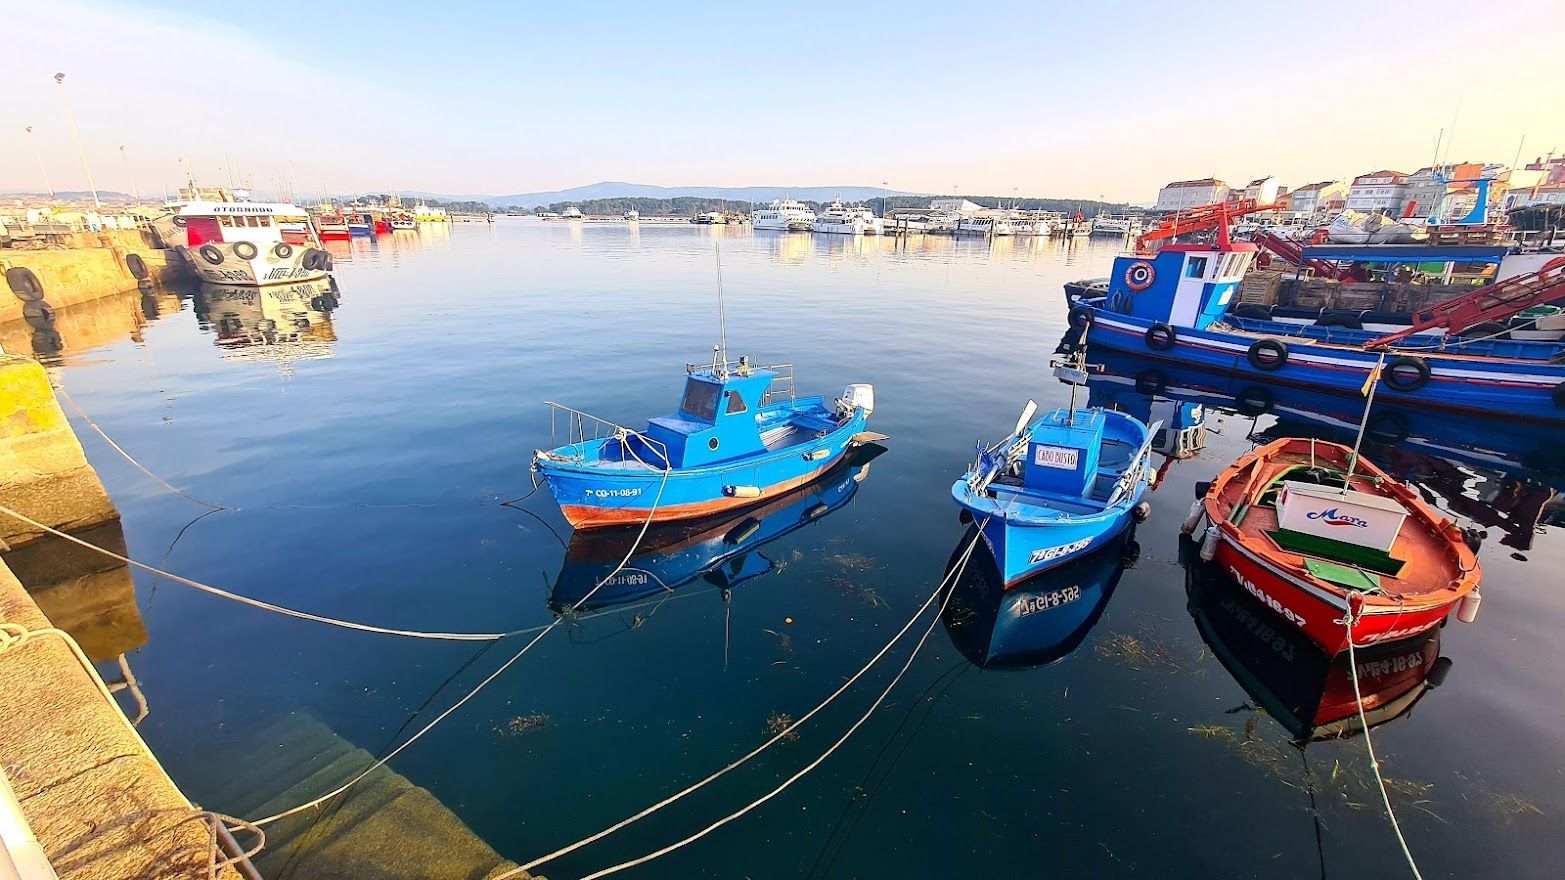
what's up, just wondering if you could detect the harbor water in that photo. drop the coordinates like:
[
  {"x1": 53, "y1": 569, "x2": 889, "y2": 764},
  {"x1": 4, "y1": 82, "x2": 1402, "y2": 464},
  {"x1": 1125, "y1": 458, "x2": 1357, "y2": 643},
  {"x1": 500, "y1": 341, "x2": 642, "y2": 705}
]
[{"x1": 46, "y1": 221, "x2": 1565, "y2": 878}]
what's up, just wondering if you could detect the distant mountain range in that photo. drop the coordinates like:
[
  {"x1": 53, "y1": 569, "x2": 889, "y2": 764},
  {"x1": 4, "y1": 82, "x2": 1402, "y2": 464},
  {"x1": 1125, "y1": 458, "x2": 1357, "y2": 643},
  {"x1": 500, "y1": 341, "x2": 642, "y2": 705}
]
[{"x1": 482, "y1": 182, "x2": 912, "y2": 208}]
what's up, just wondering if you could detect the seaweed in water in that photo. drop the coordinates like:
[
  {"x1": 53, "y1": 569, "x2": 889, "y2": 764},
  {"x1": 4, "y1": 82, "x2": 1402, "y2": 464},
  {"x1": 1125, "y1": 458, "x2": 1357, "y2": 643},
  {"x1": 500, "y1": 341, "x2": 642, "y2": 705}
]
[
  {"x1": 1096, "y1": 631, "x2": 1185, "y2": 672},
  {"x1": 498, "y1": 712, "x2": 552, "y2": 736},
  {"x1": 765, "y1": 711, "x2": 800, "y2": 743}
]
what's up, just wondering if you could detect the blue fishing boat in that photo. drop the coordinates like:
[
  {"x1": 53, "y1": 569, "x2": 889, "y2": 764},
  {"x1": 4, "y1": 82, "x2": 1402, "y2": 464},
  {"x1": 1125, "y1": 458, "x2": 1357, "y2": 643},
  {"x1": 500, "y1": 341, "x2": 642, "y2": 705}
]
[
  {"x1": 533, "y1": 352, "x2": 878, "y2": 529},
  {"x1": 550, "y1": 446, "x2": 881, "y2": 611},
  {"x1": 941, "y1": 528, "x2": 1135, "y2": 669},
  {"x1": 952, "y1": 349, "x2": 1155, "y2": 586},
  {"x1": 1070, "y1": 220, "x2": 1565, "y2": 424}
]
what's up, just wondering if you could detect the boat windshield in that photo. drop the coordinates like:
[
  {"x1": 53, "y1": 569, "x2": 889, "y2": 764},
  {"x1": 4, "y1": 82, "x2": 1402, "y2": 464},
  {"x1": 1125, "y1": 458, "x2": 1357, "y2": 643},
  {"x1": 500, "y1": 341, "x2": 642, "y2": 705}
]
[{"x1": 680, "y1": 378, "x2": 720, "y2": 421}]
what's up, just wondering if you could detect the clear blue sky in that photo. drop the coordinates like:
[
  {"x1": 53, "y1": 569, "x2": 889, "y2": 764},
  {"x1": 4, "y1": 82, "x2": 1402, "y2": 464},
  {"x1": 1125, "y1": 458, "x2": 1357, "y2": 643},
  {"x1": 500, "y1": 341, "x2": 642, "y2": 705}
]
[{"x1": 7, "y1": 0, "x2": 1562, "y2": 202}]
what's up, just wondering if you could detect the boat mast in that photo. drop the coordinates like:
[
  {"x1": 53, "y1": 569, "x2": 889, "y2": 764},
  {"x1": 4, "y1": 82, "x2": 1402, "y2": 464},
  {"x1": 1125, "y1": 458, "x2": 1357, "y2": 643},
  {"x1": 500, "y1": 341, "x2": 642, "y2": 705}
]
[
  {"x1": 714, "y1": 243, "x2": 729, "y2": 378},
  {"x1": 1342, "y1": 351, "x2": 1388, "y2": 491}
]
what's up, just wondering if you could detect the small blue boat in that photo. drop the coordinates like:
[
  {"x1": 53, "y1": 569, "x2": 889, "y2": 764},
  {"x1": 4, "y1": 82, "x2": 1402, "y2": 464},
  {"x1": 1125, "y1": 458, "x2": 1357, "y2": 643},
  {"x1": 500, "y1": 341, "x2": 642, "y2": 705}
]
[
  {"x1": 952, "y1": 346, "x2": 1155, "y2": 586},
  {"x1": 533, "y1": 352, "x2": 878, "y2": 529}
]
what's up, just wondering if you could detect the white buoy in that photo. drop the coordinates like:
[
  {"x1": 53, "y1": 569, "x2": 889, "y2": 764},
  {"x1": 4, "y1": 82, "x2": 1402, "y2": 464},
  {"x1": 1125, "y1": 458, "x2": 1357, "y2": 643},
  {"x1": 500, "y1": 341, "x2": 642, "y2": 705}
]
[
  {"x1": 1457, "y1": 590, "x2": 1482, "y2": 623},
  {"x1": 1179, "y1": 500, "x2": 1205, "y2": 535},
  {"x1": 1199, "y1": 525, "x2": 1220, "y2": 562}
]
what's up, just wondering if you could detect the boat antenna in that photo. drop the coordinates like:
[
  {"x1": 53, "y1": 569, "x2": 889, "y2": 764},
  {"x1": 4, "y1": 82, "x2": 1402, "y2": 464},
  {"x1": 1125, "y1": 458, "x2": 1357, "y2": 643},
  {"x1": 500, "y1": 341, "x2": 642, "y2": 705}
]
[
  {"x1": 1342, "y1": 351, "x2": 1387, "y2": 493},
  {"x1": 714, "y1": 243, "x2": 729, "y2": 378}
]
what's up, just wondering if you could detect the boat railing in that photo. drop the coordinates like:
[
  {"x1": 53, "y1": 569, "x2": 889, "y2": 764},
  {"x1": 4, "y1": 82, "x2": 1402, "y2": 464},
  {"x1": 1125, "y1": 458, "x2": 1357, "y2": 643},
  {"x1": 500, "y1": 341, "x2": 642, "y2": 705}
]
[
  {"x1": 542, "y1": 401, "x2": 670, "y2": 466},
  {"x1": 685, "y1": 359, "x2": 798, "y2": 404}
]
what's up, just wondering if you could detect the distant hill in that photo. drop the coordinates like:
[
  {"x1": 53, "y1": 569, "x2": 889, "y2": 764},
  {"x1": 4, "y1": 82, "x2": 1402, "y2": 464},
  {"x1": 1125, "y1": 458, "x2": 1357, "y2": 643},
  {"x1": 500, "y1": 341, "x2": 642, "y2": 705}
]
[{"x1": 488, "y1": 181, "x2": 910, "y2": 209}]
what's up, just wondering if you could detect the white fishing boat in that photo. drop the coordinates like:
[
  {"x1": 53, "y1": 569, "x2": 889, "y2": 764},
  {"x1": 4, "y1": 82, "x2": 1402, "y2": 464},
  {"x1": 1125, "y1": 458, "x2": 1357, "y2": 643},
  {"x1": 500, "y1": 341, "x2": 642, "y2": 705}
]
[
  {"x1": 810, "y1": 201, "x2": 882, "y2": 235},
  {"x1": 956, "y1": 216, "x2": 1015, "y2": 236},
  {"x1": 561, "y1": 206, "x2": 584, "y2": 220},
  {"x1": 1091, "y1": 214, "x2": 1143, "y2": 237},
  {"x1": 159, "y1": 199, "x2": 333, "y2": 286},
  {"x1": 693, "y1": 211, "x2": 728, "y2": 225},
  {"x1": 751, "y1": 198, "x2": 817, "y2": 232},
  {"x1": 413, "y1": 202, "x2": 448, "y2": 222},
  {"x1": 1009, "y1": 213, "x2": 1057, "y2": 236}
]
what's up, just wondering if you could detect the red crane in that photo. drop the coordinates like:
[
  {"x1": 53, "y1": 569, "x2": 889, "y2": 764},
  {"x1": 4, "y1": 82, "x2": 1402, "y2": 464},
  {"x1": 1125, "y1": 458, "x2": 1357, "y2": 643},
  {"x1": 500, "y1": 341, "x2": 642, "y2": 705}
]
[
  {"x1": 1249, "y1": 230, "x2": 1363, "y2": 281},
  {"x1": 1364, "y1": 256, "x2": 1565, "y2": 347},
  {"x1": 1135, "y1": 198, "x2": 1272, "y2": 252}
]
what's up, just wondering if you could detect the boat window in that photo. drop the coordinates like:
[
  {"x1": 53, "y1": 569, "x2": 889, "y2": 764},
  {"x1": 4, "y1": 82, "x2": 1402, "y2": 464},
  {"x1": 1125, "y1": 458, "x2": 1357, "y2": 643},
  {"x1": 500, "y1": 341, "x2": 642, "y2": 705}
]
[
  {"x1": 1186, "y1": 256, "x2": 1208, "y2": 278},
  {"x1": 725, "y1": 391, "x2": 747, "y2": 415},
  {"x1": 259, "y1": 216, "x2": 272, "y2": 227},
  {"x1": 219, "y1": 215, "x2": 234, "y2": 227},
  {"x1": 680, "y1": 379, "x2": 720, "y2": 421}
]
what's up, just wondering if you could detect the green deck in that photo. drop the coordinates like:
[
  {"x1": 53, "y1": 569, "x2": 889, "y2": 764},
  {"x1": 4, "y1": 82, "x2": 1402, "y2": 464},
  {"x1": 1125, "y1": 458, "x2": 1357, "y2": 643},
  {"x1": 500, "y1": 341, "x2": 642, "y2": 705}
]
[{"x1": 1268, "y1": 528, "x2": 1405, "y2": 578}]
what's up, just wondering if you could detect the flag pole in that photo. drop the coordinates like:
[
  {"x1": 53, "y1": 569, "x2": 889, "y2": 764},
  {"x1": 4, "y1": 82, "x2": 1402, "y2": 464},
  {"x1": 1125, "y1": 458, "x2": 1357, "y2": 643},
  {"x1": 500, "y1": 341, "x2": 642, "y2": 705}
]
[{"x1": 1343, "y1": 351, "x2": 1387, "y2": 492}]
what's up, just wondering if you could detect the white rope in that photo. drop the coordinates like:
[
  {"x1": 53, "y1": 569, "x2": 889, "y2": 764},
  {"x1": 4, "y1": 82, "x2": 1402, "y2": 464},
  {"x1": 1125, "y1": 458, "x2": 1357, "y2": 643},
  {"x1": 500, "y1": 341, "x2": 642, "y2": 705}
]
[
  {"x1": 1342, "y1": 606, "x2": 1425, "y2": 880},
  {"x1": 571, "y1": 526, "x2": 986, "y2": 879},
  {"x1": 0, "y1": 504, "x2": 523, "y2": 642},
  {"x1": 53, "y1": 382, "x2": 230, "y2": 511},
  {"x1": 250, "y1": 463, "x2": 673, "y2": 827},
  {"x1": 502, "y1": 521, "x2": 989, "y2": 876}
]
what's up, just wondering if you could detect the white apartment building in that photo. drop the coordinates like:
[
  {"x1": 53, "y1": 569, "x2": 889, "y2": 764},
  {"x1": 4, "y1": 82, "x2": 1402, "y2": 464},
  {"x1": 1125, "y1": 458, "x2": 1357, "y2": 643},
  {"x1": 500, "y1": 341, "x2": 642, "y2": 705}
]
[
  {"x1": 1344, "y1": 170, "x2": 1410, "y2": 215},
  {"x1": 1288, "y1": 180, "x2": 1348, "y2": 219},
  {"x1": 1154, "y1": 178, "x2": 1229, "y2": 211}
]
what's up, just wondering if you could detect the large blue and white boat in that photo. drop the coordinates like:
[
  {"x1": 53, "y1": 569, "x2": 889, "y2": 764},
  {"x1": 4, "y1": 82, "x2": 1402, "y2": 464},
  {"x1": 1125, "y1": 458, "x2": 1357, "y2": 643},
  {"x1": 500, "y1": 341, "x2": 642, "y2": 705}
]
[
  {"x1": 533, "y1": 351, "x2": 877, "y2": 530},
  {"x1": 1070, "y1": 228, "x2": 1565, "y2": 424},
  {"x1": 952, "y1": 352, "x2": 1155, "y2": 587}
]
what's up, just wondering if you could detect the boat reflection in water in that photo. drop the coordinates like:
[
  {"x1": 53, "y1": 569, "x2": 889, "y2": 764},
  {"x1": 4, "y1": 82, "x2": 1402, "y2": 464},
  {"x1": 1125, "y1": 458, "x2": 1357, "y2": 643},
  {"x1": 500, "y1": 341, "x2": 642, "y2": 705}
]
[
  {"x1": 1074, "y1": 339, "x2": 1565, "y2": 554},
  {"x1": 194, "y1": 279, "x2": 341, "y2": 363},
  {"x1": 941, "y1": 528, "x2": 1136, "y2": 669},
  {"x1": 550, "y1": 444, "x2": 884, "y2": 613},
  {"x1": 1180, "y1": 535, "x2": 1449, "y2": 742}
]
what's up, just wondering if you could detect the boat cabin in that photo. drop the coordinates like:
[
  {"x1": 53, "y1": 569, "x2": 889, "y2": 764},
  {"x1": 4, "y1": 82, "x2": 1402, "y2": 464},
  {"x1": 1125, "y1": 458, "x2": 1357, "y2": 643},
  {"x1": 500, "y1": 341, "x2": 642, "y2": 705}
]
[
  {"x1": 177, "y1": 201, "x2": 314, "y2": 247},
  {"x1": 1103, "y1": 243, "x2": 1257, "y2": 330},
  {"x1": 630, "y1": 362, "x2": 826, "y2": 470},
  {"x1": 1023, "y1": 410, "x2": 1105, "y2": 499}
]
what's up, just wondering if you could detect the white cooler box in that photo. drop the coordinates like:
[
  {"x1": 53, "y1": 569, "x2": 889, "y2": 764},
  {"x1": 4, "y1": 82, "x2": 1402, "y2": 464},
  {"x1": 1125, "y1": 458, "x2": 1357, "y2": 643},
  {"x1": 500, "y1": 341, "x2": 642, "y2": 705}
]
[{"x1": 1276, "y1": 481, "x2": 1407, "y2": 553}]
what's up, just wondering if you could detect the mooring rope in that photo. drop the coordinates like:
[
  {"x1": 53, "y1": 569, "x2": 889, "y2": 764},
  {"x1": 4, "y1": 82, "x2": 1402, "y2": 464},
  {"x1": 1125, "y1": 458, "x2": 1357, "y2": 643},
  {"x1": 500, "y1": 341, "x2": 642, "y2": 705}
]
[
  {"x1": 573, "y1": 526, "x2": 987, "y2": 879},
  {"x1": 1341, "y1": 605, "x2": 1425, "y2": 880},
  {"x1": 248, "y1": 463, "x2": 673, "y2": 828},
  {"x1": 0, "y1": 505, "x2": 525, "y2": 642},
  {"x1": 53, "y1": 382, "x2": 231, "y2": 511},
  {"x1": 501, "y1": 522, "x2": 988, "y2": 879}
]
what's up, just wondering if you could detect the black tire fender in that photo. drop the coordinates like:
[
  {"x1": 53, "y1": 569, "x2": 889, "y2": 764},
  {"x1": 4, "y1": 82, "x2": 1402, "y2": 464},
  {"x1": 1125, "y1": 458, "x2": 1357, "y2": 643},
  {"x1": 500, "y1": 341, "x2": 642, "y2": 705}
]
[
  {"x1": 1246, "y1": 338, "x2": 1289, "y2": 371},
  {"x1": 1067, "y1": 304, "x2": 1095, "y2": 331},
  {"x1": 1382, "y1": 356, "x2": 1431, "y2": 392},
  {"x1": 1145, "y1": 322, "x2": 1177, "y2": 351},
  {"x1": 232, "y1": 241, "x2": 259, "y2": 260},
  {"x1": 1232, "y1": 303, "x2": 1272, "y2": 320},
  {"x1": 6, "y1": 266, "x2": 44, "y2": 301},
  {"x1": 272, "y1": 242, "x2": 295, "y2": 260},
  {"x1": 125, "y1": 252, "x2": 149, "y2": 280},
  {"x1": 1366, "y1": 410, "x2": 1411, "y2": 444},
  {"x1": 198, "y1": 244, "x2": 225, "y2": 265},
  {"x1": 1235, "y1": 385, "x2": 1275, "y2": 417}
]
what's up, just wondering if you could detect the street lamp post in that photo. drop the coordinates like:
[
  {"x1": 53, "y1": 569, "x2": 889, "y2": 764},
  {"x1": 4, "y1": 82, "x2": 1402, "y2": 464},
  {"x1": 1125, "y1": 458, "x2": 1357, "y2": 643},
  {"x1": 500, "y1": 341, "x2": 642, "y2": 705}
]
[
  {"x1": 119, "y1": 145, "x2": 140, "y2": 203},
  {"x1": 24, "y1": 126, "x2": 53, "y2": 199},
  {"x1": 53, "y1": 73, "x2": 101, "y2": 210},
  {"x1": 881, "y1": 179, "x2": 889, "y2": 219}
]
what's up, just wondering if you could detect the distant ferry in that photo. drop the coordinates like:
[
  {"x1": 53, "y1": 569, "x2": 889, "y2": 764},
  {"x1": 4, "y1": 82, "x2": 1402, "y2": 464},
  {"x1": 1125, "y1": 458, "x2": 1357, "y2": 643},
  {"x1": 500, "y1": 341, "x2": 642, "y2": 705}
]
[
  {"x1": 1091, "y1": 214, "x2": 1143, "y2": 237},
  {"x1": 561, "y1": 206, "x2": 584, "y2": 220},
  {"x1": 692, "y1": 211, "x2": 728, "y2": 225},
  {"x1": 811, "y1": 201, "x2": 882, "y2": 235},
  {"x1": 957, "y1": 216, "x2": 1014, "y2": 236},
  {"x1": 752, "y1": 198, "x2": 816, "y2": 232}
]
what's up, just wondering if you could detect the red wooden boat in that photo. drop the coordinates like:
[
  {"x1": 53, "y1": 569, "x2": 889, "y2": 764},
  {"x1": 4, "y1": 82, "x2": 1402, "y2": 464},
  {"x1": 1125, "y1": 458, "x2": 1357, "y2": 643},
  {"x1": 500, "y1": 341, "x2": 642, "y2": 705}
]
[{"x1": 1200, "y1": 437, "x2": 1480, "y2": 654}]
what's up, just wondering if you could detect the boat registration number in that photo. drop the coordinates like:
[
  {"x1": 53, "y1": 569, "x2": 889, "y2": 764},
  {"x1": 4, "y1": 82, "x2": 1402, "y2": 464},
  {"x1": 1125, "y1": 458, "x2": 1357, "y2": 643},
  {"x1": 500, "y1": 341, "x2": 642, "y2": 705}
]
[
  {"x1": 1028, "y1": 536, "x2": 1093, "y2": 565},
  {"x1": 1033, "y1": 445, "x2": 1079, "y2": 470},
  {"x1": 589, "y1": 488, "x2": 643, "y2": 499},
  {"x1": 1015, "y1": 585, "x2": 1082, "y2": 616}
]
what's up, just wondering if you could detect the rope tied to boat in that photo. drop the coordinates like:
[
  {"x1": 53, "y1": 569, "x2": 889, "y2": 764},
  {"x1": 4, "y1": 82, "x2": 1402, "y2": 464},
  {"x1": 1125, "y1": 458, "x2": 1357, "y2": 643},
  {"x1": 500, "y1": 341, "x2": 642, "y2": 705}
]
[
  {"x1": 500, "y1": 518, "x2": 992, "y2": 879},
  {"x1": 1336, "y1": 601, "x2": 1426, "y2": 880}
]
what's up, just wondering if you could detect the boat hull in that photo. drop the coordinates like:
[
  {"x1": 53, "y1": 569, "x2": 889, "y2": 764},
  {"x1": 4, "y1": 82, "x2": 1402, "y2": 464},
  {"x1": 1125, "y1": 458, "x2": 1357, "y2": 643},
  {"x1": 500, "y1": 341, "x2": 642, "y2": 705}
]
[
  {"x1": 181, "y1": 243, "x2": 329, "y2": 287},
  {"x1": 968, "y1": 504, "x2": 1138, "y2": 587},
  {"x1": 539, "y1": 409, "x2": 870, "y2": 530},
  {"x1": 1212, "y1": 536, "x2": 1457, "y2": 655},
  {"x1": 1085, "y1": 310, "x2": 1565, "y2": 424}
]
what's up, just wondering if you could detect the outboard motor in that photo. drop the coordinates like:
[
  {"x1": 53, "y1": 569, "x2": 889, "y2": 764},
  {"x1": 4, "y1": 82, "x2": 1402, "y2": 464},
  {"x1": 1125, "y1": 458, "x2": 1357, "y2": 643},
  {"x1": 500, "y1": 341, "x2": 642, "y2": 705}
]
[{"x1": 838, "y1": 383, "x2": 875, "y2": 417}]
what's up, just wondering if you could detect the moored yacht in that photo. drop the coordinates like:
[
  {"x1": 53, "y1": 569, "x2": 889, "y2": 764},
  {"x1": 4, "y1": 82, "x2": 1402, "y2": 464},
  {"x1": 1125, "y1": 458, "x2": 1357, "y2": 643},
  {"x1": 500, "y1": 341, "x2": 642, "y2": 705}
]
[
  {"x1": 751, "y1": 198, "x2": 817, "y2": 232},
  {"x1": 1091, "y1": 214, "x2": 1143, "y2": 237},
  {"x1": 957, "y1": 216, "x2": 1015, "y2": 236},
  {"x1": 811, "y1": 201, "x2": 883, "y2": 235}
]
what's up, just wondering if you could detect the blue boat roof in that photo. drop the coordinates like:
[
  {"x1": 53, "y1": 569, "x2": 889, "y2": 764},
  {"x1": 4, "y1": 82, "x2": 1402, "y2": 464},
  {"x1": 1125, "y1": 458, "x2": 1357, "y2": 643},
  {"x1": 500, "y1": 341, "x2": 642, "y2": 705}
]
[{"x1": 1300, "y1": 244, "x2": 1509, "y2": 264}]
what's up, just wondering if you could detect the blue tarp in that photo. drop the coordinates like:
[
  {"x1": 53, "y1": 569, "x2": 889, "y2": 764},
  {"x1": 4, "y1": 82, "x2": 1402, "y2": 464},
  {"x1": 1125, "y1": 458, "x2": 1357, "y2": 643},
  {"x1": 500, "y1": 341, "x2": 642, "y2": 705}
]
[{"x1": 1300, "y1": 244, "x2": 1509, "y2": 264}]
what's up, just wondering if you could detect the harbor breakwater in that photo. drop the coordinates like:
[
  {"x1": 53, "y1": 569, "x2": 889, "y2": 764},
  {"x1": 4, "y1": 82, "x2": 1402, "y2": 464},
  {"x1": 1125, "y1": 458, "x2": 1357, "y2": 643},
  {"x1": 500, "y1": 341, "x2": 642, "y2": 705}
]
[{"x1": 1, "y1": 229, "x2": 189, "y2": 326}]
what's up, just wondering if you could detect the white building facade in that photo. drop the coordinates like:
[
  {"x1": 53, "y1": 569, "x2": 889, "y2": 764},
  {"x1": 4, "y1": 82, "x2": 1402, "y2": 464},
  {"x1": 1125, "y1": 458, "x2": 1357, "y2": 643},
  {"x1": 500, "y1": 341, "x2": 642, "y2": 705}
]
[
  {"x1": 1344, "y1": 171, "x2": 1410, "y2": 216},
  {"x1": 1154, "y1": 178, "x2": 1229, "y2": 211},
  {"x1": 1288, "y1": 181, "x2": 1348, "y2": 219}
]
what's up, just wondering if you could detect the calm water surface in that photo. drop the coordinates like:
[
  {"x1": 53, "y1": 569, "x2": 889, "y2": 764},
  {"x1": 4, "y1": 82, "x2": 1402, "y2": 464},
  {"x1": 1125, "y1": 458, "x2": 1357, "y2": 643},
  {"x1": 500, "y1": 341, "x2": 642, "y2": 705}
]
[{"x1": 40, "y1": 221, "x2": 1565, "y2": 878}]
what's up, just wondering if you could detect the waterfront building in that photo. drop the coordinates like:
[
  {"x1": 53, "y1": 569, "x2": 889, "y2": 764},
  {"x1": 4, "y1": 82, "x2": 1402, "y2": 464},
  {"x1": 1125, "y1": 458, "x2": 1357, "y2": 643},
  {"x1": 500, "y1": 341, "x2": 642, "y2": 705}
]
[
  {"x1": 929, "y1": 198, "x2": 983, "y2": 214},
  {"x1": 1238, "y1": 175, "x2": 1284, "y2": 206},
  {"x1": 1154, "y1": 178, "x2": 1229, "y2": 211},
  {"x1": 1344, "y1": 170, "x2": 1410, "y2": 216},
  {"x1": 1287, "y1": 180, "x2": 1349, "y2": 221}
]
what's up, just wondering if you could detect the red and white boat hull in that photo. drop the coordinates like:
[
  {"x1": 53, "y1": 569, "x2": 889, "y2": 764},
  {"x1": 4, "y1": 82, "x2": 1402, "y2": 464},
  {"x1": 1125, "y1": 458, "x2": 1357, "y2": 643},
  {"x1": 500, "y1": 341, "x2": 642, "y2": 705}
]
[{"x1": 1214, "y1": 536, "x2": 1455, "y2": 655}]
